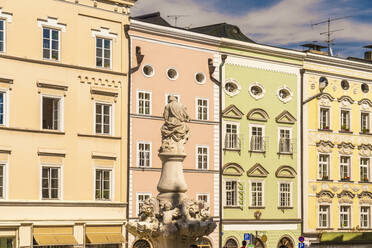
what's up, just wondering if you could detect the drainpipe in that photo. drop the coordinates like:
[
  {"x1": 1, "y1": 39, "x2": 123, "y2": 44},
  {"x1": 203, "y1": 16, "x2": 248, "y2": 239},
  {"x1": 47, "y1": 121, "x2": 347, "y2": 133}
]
[{"x1": 300, "y1": 68, "x2": 305, "y2": 237}]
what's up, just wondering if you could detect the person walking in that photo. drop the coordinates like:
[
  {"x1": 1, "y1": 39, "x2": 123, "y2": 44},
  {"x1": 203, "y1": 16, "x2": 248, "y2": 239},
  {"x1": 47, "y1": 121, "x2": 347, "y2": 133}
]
[{"x1": 241, "y1": 240, "x2": 247, "y2": 248}]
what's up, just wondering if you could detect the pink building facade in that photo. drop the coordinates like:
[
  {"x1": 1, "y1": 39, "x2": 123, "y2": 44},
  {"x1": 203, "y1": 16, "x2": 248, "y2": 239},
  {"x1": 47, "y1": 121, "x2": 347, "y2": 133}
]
[{"x1": 128, "y1": 14, "x2": 221, "y2": 248}]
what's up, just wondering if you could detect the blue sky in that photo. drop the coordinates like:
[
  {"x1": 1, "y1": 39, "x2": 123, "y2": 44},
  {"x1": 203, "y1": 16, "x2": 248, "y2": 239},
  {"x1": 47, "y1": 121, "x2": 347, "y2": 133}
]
[{"x1": 132, "y1": 0, "x2": 372, "y2": 58}]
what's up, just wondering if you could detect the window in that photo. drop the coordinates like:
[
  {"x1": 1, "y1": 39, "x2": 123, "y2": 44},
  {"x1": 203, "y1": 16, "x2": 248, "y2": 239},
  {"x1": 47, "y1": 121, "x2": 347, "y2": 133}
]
[
  {"x1": 224, "y1": 79, "x2": 241, "y2": 96},
  {"x1": 340, "y1": 205, "x2": 351, "y2": 228},
  {"x1": 196, "y1": 146, "x2": 208, "y2": 170},
  {"x1": 224, "y1": 239, "x2": 238, "y2": 248},
  {"x1": 341, "y1": 80, "x2": 350, "y2": 90},
  {"x1": 95, "y1": 169, "x2": 111, "y2": 200},
  {"x1": 250, "y1": 126, "x2": 264, "y2": 152},
  {"x1": 360, "y1": 158, "x2": 369, "y2": 182},
  {"x1": 96, "y1": 37, "x2": 111, "y2": 68},
  {"x1": 340, "y1": 156, "x2": 351, "y2": 181},
  {"x1": 319, "y1": 205, "x2": 330, "y2": 228},
  {"x1": 166, "y1": 68, "x2": 178, "y2": 80},
  {"x1": 142, "y1": 65, "x2": 154, "y2": 77},
  {"x1": 43, "y1": 28, "x2": 59, "y2": 60},
  {"x1": 95, "y1": 103, "x2": 112, "y2": 134},
  {"x1": 361, "y1": 83, "x2": 369, "y2": 93},
  {"x1": 137, "y1": 193, "x2": 151, "y2": 215},
  {"x1": 361, "y1": 112, "x2": 370, "y2": 133},
  {"x1": 137, "y1": 142, "x2": 151, "y2": 167},
  {"x1": 196, "y1": 98, "x2": 208, "y2": 121},
  {"x1": 279, "y1": 128, "x2": 292, "y2": 153},
  {"x1": 277, "y1": 86, "x2": 293, "y2": 103},
  {"x1": 41, "y1": 166, "x2": 60, "y2": 199},
  {"x1": 249, "y1": 83, "x2": 265, "y2": 100},
  {"x1": 0, "y1": 91, "x2": 5, "y2": 125},
  {"x1": 225, "y1": 181, "x2": 237, "y2": 206},
  {"x1": 251, "y1": 181, "x2": 263, "y2": 207},
  {"x1": 361, "y1": 206, "x2": 371, "y2": 229},
  {"x1": 319, "y1": 154, "x2": 330, "y2": 180},
  {"x1": 0, "y1": 164, "x2": 4, "y2": 199},
  {"x1": 225, "y1": 123, "x2": 239, "y2": 149},
  {"x1": 137, "y1": 91, "x2": 151, "y2": 115},
  {"x1": 42, "y1": 96, "x2": 62, "y2": 130},
  {"x1": 279, "y1": 182, "x2": 291, "y2": 207},
  {"x1": 340, "y1": 110, "x2": 350, "y2": 131},
  {"x1": 320, "y1": 108, "x2": 330, "y2": 130},
  {"x1": 197, "y1": 193, "x2": 209, "y2": 203},
  {"x1": 0, "y1": 20, "x2": 4, "y2": 52},
  {"x1": 195, "y1": 73, "x2": 206, "y2": 84}
]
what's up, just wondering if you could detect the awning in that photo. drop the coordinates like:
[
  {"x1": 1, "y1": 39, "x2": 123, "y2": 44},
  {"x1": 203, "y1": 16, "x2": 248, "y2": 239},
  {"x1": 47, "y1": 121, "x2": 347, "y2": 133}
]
[
  {"x1": 33, "y1": 226, "x2": 77, "y2": 246},
  {"x1": 321, "y1": 232, "x2": 372, "y2": 244},
  {"x1": 85, "y1": 225, "x2": 125, "y2": 244}
]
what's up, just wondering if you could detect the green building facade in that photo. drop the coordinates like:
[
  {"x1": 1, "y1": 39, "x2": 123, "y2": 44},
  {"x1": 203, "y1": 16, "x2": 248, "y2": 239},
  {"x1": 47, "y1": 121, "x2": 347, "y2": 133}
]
[{"x1": 220, "y1": 44, "x2": 304, "y2": 248}]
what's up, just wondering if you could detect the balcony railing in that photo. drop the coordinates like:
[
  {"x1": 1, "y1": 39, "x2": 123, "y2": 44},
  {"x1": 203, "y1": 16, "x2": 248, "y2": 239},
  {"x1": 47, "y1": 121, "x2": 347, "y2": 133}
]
[
  {"x1": 224, "y1": 133, "x2": 240, "y2": 150},
  {"x1": 250, "y1": 135, "x2": 266, "y2": 152},
  {"x1": 279, "y1": 138, "x2": 293, "y2": 154}
]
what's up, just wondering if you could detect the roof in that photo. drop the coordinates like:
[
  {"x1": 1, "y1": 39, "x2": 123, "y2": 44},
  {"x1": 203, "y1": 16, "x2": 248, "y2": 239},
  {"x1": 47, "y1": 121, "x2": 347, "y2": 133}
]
[
  {"x1": 301, "y1": 43, "x2": 327, "y2": 51},
  {"x1": 132, "y1": 12, "x2": 171, "y2": 27},
  {"x1": 347, "y1": 57, "x2": 372, "y2": 64},
  {"x1": 190, "y1": 23, "x2": 255, "y2": 43}
]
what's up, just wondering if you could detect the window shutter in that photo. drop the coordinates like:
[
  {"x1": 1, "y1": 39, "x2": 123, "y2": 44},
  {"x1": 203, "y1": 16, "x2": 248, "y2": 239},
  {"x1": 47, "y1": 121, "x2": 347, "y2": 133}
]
[
  {"x1": 238, "y1": 181, "x2": 245, "y2": 207},
  {"x1": 222, "y1": 180, "x2": 226, "y2": 207}
]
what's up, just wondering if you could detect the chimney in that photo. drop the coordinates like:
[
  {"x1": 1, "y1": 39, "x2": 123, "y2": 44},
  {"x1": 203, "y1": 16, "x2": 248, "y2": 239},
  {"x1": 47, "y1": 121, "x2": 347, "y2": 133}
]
[{"x1": 363, "y1": 45, "x2": 372, "y2": 60}]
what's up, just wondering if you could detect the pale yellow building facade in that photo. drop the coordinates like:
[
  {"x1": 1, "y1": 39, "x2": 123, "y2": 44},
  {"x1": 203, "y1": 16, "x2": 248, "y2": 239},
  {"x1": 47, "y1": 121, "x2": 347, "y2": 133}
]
[{"x1": 0, "y1": 0, "x2": 135, "y2": 247}]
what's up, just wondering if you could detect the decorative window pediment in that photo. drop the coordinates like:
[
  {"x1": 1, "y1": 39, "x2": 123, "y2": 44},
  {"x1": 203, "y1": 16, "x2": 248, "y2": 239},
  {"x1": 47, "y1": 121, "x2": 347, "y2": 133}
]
[
  {"x1": 316, "y1": 140, "x2": 334, "y2": 153},
  {"x1": 337, "y1": 142, "x2": 354, "y2": 155},
  {"x1": 222, "y1": 163, "x2": 244, "y2": 176},
  {"x1": 275, "y1": 165, "x2": 297, "y2": 178},
  {"x1": 358, "y1": 191, "x2": 372, "y2": 199},
  {"x1": 222, "y1": 105, "x2": 244, "y2": 119},
  {"x1": 337, "y1": 95, "x2": 354, "y2": 104},
  {"x1": 247, "y1": 108, "x2": 269, "y2": 122},
  {"x1": 246, "y1": 163, "x2": 269, "y2": 177},
  {"x1": 316, "y1": 190, "x2": 335, "y2": 198},
  {"x1": 275, "y1": 110, "x2": 296, "y2": 124},
  {"x1": 318, "y1": 93, "x2": 334, "y2": 107},
  {"x1": 337, "y1": 190, "x2": 355, "y2": 199},
  {"x1": 358, "y1": 98, "x2": 372, "y2": 107},
  {"x1": 358, "y1": 144, "x2": 372, "y2": 157}
]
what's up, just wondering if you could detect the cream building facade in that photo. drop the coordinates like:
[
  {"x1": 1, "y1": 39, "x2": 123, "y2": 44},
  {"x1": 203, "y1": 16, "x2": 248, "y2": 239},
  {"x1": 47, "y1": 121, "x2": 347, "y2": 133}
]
[{"x1": 0, "y1": 0, "x2": 135, "y2": 247}]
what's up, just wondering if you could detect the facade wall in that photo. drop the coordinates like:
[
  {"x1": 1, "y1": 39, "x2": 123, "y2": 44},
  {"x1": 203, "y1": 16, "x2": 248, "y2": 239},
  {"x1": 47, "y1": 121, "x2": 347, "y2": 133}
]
[
  {"x1": 0, "y1": 0, "x2": 134, "y2": 247},
  {"x1": 128, "y1": 24, "x2": 220, "y2": 248}
]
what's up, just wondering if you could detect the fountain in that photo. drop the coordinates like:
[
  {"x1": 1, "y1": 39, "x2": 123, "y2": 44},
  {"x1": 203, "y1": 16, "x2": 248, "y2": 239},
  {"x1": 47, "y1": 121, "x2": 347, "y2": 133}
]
[{"x1": 127, "y1": 96, "x2": 216, "y2": 248}]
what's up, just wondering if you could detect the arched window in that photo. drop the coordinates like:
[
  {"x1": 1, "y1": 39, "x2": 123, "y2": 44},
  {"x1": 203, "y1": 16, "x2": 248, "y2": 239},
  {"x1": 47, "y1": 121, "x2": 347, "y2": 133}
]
[
  {"x1": 133, "y1": 239, "x2": 151, "y2": 248},
  {"x1": 277, "y1": 236, "x2": 294, "y2": 248},
  {"x1": 224, "y1": 238, "x2": 238, "y2": 248}
]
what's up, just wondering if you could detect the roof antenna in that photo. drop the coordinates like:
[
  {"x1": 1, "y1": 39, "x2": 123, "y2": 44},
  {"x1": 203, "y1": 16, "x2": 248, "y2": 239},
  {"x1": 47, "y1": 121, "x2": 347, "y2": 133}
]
[
  {"x1": 167, "y1": 15, "x2": 189, "y2": 27},
  {"x1": 311, "y1": 16, "x2": 351, "y2": 56}
]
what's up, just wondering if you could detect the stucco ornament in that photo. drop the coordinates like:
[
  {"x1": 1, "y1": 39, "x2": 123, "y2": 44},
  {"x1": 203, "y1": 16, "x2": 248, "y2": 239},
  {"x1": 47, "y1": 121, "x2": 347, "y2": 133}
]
[{"x1": 160, "y1": 95, "x2": 190, "y2": 154}]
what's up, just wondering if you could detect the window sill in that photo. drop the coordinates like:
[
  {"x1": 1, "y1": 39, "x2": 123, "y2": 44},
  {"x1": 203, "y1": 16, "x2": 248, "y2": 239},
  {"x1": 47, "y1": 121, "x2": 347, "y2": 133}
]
[
  {"x1": 0, "y1": 126, "x2": 65, "y2": 135},
  {"x1": 249, "y1": 150, "x2": 266, "y2": 154},
  {"x1": 359, "y1": 181, "x2": 371, "y2": 183},
  {"x1": 43, "y1": 58, "x2": 61, "y2": 63},
  {"x1": 95, "y1": 199, "x2": 112, "y2": 202},
  {"x1": 277, "y1": 152, "x2": 293, "y2": 155},
  {"x1": 339, "y1": 180, "x2": 353, "y2": 182},
  {"x1": 96, "y1": 66, "x2": 112, "y2": 71},
  {"x1": 339, "y1": 130, "x2": 352, "y2": 134},
  {"x1": 224, "y1": 206, "x2": 243, "y2": 209},
  {"x1": 317, "y1": 179, "x2": 332, "y2": 182},
  {"x1": 248, "y1": 206, "x2": 265, "y2": 209},
  {"x1": 223, "y1": 148, "x2": 241, "y2": 152},
  {"x1": 77, "y1": 133, "x2": 121, "y2": 140},
  {"x1": 316, "y1": 228, "x2": 333, "y2": 231},
  {"x1": 359, "y1": 132, "x2": 372, "y2": 136},
  {"x1": 337, "y1": 228, "x2": 353, "y2": 230},
  {"x1": 318, "y1": 129, "x2": 333, "y2": 132},
  {"x1": 278, "y1": 206, "x2": 293, "y2": 209}
]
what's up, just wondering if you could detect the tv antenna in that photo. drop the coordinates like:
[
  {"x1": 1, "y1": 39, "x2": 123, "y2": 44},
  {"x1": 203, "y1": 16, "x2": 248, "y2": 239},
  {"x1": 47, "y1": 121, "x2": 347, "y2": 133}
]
[
  {"x1": 167, "y1": 15, "x2": 189, "y2": 27},
  {"x1": 311, "y1": 16, "x2": 351, "y2": 56}
]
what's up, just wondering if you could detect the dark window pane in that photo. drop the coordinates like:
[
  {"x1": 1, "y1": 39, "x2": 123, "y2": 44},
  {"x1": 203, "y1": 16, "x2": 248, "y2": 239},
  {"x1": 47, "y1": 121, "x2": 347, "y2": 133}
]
[
  {"x1": 96, "y1": 58, "x2": 102, "y2": 67},
  {"x1": 43, "y1": 49, "x2": 50, "y2": 59},
  {"x1": 42, "y1": 189, "x2": 49, "y2": 198},
  {"x1": 96, "y1": 48, "x2": 102, "y2": 57},
  {"x1": 96, "y1": 104, "x2": 102, "y2": 113},
  {"x1": 52, "y1": 40, "x2": 58, "y2": 50},
  {"x1": 103, "y1": 125, "x2": 109, "y2": 133},
  {"x1": 52, "y1": 30, "x2": 59, "y2": 40},
  {"x1": 43, "y1": 28, "x2": 50, "y2": 38},
  {"x1": 0, "y1": 32, "x2": 3, "y2": 41},
  {"x1": 103, "y1": 106, "x2": 109, "y2": 115},
  {"x1": 51, "y1": 189, "x2": 58, "y2": 198},
  {"x1": 104, "y1": 39, "x2": 110, "y2": 49},
  {"x1": 96, "y1": 38, "x2": 102, "y2": 48},
  {"x1": 0, "y1": 42, "x2": 3, "y2": 52},
  {"x1": 96, "y1": 124, "x2": 101, "y2": 133},
  {"x1": 52, "y1": 50, "x2": 58, "y2": 60},
  {"x1": 43, "y1": 39, "x2": 50, "y2": 49},
  {"x1": 0, "y1": 21, "x2": 3, "y2": 30},
  {"x1": 104, "y1": 59, "x2": 110, "y2": 68},
  {"x1": 104, "y1": 49, "x2": 110, "y2": 58},
  {"x1": 103, "y1": 115, "x2": 110, "y2": 124},
  {"x1": 96, "y1": 115, "x2": 102, "y2": 123}
]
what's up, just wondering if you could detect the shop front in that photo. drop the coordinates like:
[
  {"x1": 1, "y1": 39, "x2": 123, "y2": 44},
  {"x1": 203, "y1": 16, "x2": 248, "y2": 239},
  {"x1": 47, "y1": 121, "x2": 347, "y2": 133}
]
[
  {"x1": 32, "y1": 226, "x2": 77, "y2": 248},
  {"x1": 85, "y1": 225, "x2": 125, "y2": 248}
]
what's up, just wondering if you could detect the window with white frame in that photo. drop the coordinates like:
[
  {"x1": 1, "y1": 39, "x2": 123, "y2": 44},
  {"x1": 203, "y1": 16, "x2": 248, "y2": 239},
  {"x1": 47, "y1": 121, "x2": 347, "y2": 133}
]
[
  {"x1": 196, "y1": 98, "x2": 208, "y2": 121},
  {"x1": 41, "y1": 166, "x2": 60, "y2": 199},
  {"x1": 319, "y1": 205, "x2": 330, "y2": 228},
  {"x1": 318, "y1": 154, "x2": 330, "y2": 180},
  {"x1": 360, "y1": 158, "x2": 370, "y2": 182},
  {"x1": 0, "y1": 91, "x2": 5, "y2": 125},
  {"x1": 340, "y1": 109, "x2": 351, "y2": 131},
  {"x1": 225, "y1": 180, "x2": 237, "y2": 206},
  {"x1": 340, "y1": 205, "x2": 351, "y2": 228},
  {"x1": 95, "y1": 103, "x2": 112, "y2": 134},
  {"x1": 0, "y1": 20, "x2": 4, "y2": 52},
  {"x1": 361, "y1": 112, "x2": 370, "y2": 133},
  {"x1": 320, "y1": 107, "x2": 330, "y2": 130},
  {"x1": 250, "y1": 126, "x2": 264, "y2": 152},
  {"x1": 340, "y1": 156, "x2": 351, "y2": 180},
  {"x1": 42, "y1": 27, "x2": 60, "y2": 60},
  {"x1": 0, "y1": 164, "x2": 4, "y2": 199},
  {"x1": 137, "y1": 142, "x2": 151, "y2": 167},
  {"x1": 95, "y1": 169, "x2": 111, "y2": 200},
  {"x1": 279, "y1": 128, "x2": 292, "y2": 153},
  {"x1": 196, "y1": 146, "x2": 208, "y2": 170},
  {"x1": 225, "y1": 123, "x2": 239, "y2": 149},
  {"x1": 137, "y1": 91, "x2": 151, "y2": 115},
  {"x1": 197, "y1": 193, "x2": 209, "y2": 203},
  {"x1": 361, "y1": 206, "x2": 371, "y2": 229},
  {"x1": 137, "y1": 193, "x2": 151, "y2": 215},
  {"x1": 42, "y1": 96, "x2": 62, "y2": 130},
  {"x1": 251, "y1": 181, "x2": 263, "y2": 207},
  {"x1": 279, "y1": 182, "x2": 291, "y2": 207},
  {"x1": 96, "y1": 37, "x2": 111, "y2": 68}
]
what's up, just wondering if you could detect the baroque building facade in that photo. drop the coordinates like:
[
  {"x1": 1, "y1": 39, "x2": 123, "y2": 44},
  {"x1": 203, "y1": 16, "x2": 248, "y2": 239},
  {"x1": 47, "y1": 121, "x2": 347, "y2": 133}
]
[
  {"x1": 219, "y1": 41, "x2": 304, "y2": 248},
  {"x1": 0, "y1": 0, "x2": 135, "y2": 247},
  {"x1": 303, "y1": 52, "x2": 372, "y2": 247}
]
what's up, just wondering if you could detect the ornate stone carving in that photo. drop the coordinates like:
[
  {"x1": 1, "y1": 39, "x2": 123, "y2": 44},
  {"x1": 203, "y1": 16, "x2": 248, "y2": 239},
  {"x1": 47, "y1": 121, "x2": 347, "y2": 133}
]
[
  {"x1": 358, "y1": 144, "x2": 372, "y2": 157},
  {"x1": 330, "y1": 185, "x2": 339, "y2": 192},
  {"x1": 318, "y1": 197, "x2": 332, "y2": 203},
  {"x1": 339, "y1": 198, "x2": 353, "y2": 204},
  {"x1": 337, "y1": 142, "x2": 355, "y2": 155},
  {"x1": 337, "y1": 190, "x2": 355, "y2": 199},
  {"x1": 316, "y1": 190, "x2": 335, "y2": 198},
  {"x1": 316, "y1": 140, "x2": 334, "y2": 153},
  {"x1": 352, "y1": 186, "x2": 360, "y2": 193},
  {"x1": 160, "y1": 96, "x2": 190, "y2": 154},
  {"x1": 337, "y1": 95, "x2": 354, "y2": 104},
  {"x1": 358, "y1": 98, "x2": 372, "y2": 107},
  {"x1": 358, "y1": 191, "x2": 372, "y2": 199}
]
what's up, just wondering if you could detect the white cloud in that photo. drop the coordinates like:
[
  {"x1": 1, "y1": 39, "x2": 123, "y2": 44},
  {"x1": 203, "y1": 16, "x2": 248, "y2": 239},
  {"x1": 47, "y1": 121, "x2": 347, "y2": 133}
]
[{"x1": 131, "y1": 0, "x2": 372, "y2": 56}]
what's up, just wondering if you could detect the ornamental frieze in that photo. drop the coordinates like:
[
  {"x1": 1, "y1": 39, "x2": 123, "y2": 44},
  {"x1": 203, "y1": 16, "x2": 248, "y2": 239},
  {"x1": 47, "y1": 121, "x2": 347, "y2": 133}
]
[
  {"x1": 337, "y1": 142, "x2": 354, "y2": 155},
  {"x1": 358, "y1": 191, "x2": 372, "y2": 199},
  {"x1": 316, "y1": 190, "x2": 335, "y2": 198},
  {"x1": 358, "y1": 144, "x2": 372, "y2": 157},
  {"x1": 337, "y1": 190, "x2": 355, "y2": 199},
  {"x1": 316, "y1": 140, "x2": 334, "y2": 153}
]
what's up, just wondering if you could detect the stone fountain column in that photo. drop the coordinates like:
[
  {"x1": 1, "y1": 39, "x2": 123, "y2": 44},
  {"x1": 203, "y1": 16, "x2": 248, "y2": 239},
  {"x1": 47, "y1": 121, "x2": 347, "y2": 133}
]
[{"x1": 127, "y1": 96, "x2": 216, "y2": 248}]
